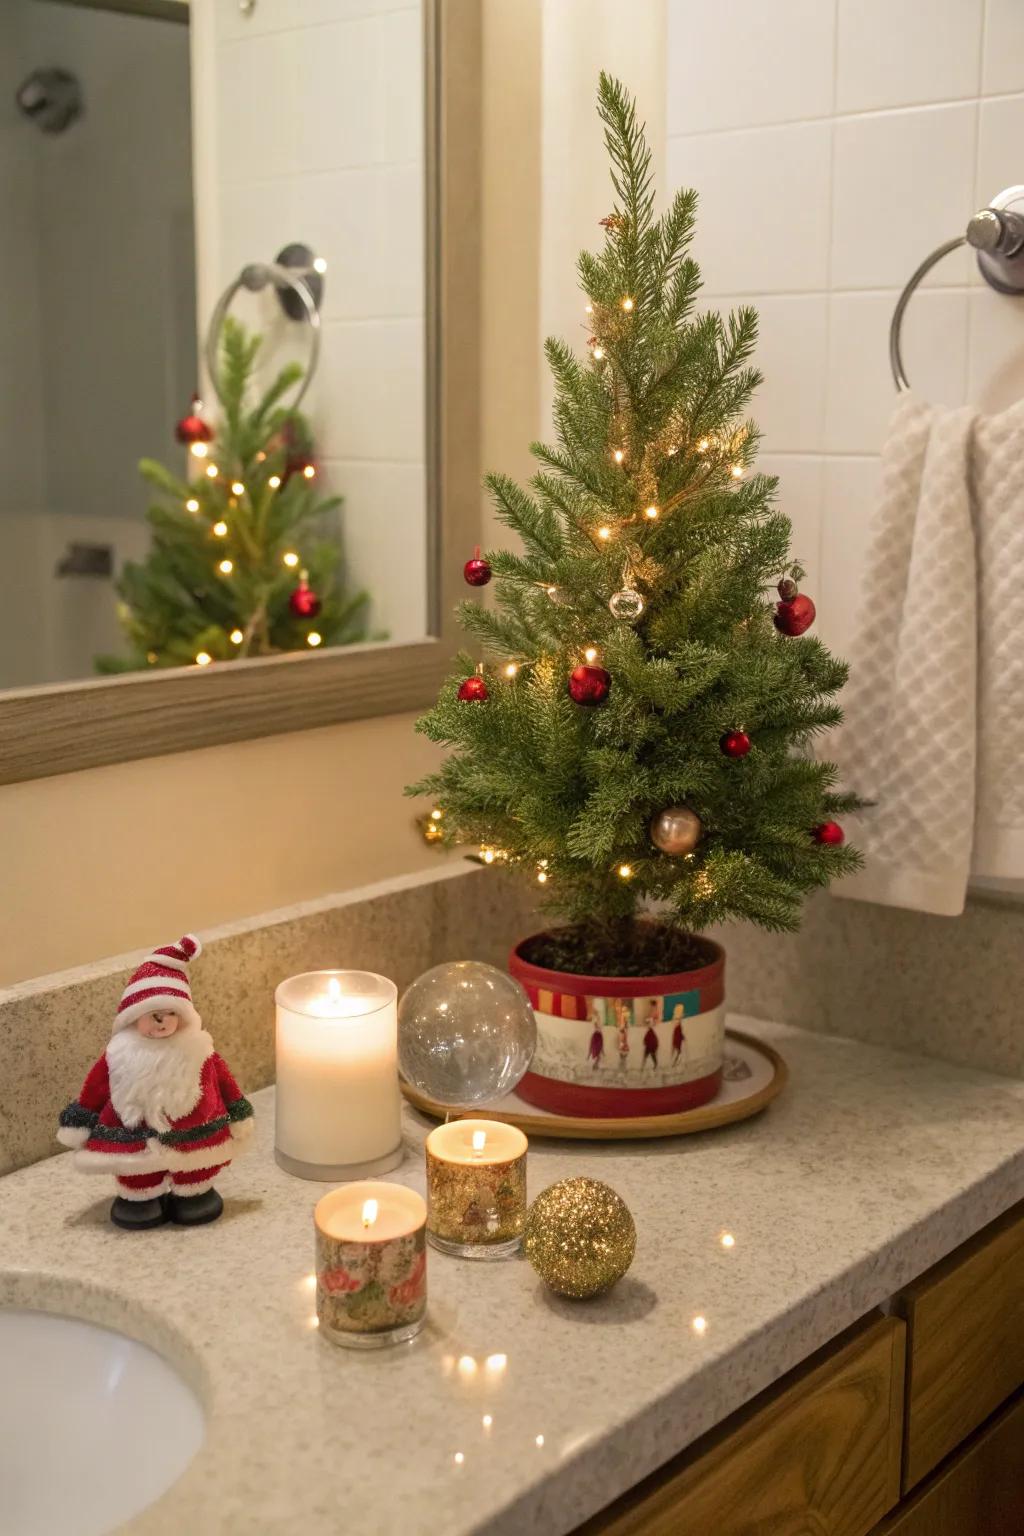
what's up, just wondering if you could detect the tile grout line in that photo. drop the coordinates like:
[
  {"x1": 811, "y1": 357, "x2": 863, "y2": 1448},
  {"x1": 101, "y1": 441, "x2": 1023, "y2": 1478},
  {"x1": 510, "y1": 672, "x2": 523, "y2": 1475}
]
[{"x1": 665, "y1": 88, "x2": 1023, "y2": 143}]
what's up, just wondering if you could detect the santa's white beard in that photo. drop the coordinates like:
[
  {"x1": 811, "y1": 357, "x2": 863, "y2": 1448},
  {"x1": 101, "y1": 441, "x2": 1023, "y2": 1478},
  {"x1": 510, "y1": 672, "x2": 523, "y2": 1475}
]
[{"x1": 107, "y1": 1020, "x2": 213, "y2": 1131}]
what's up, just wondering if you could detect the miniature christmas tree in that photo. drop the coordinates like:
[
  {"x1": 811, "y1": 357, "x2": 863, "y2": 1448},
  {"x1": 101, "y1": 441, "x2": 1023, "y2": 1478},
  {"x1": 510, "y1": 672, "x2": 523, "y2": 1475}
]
[
  {"x1": 409, "y1": 75, "x2": 861, "y2": 971},
  {"x1": 97, "y1": 317, "x2": 370, "y2": 672}
]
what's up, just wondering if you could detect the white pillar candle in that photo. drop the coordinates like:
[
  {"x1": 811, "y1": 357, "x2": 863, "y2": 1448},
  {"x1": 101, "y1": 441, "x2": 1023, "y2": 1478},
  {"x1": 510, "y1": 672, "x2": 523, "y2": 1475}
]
[{"x1": 275, "y1": 971, "x2": 402, "y2": 1181}]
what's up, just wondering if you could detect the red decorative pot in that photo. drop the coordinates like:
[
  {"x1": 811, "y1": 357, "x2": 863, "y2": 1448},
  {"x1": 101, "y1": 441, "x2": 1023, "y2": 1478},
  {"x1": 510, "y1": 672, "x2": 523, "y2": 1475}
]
[{"x1": 509, "y1": 935, "x2": 726, "y2": 1118}]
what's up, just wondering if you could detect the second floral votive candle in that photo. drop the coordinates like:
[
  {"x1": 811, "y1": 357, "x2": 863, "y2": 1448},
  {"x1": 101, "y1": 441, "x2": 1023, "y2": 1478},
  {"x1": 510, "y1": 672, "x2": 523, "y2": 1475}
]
[
  {"x1": 314, "y1": 1182, "x2": 427, "y2": 1349},
  {"x1": 425, "y1": 1119, "x2": 528, "y2": 1259}
]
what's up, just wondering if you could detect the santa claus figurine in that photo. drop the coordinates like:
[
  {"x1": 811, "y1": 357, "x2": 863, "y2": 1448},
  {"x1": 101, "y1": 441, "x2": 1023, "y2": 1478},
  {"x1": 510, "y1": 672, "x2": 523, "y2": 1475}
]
[{"x1": 56, "y1": 935, "x2": 254, "y2": 1230}]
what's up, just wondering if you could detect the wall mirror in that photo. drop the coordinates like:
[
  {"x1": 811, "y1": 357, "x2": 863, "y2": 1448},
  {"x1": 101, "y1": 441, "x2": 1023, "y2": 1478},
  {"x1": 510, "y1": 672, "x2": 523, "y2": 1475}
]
[{"x1": 0, "y1": 0, "x2": 479, "y2": 784}]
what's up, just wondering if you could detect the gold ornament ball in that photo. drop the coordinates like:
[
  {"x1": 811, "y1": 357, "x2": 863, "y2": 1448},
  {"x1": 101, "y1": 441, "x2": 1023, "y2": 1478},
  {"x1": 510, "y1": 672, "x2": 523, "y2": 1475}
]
[
  {"x1": 650, "y1": 805, "x2": 702, "y2": 856},
  {"x1": 523, "y1": 1177, "x2": 636, "y2": 1298}
]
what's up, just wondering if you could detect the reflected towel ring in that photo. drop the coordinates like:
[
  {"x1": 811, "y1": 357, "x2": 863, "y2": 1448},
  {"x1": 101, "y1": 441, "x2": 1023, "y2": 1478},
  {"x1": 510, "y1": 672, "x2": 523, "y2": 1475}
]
[
  {"x1": 204, "y1": 242, "x2": 325, "y2": 412},
  {"x1": 890, "y1": 187, "x2": 1024, "y2": 391}
]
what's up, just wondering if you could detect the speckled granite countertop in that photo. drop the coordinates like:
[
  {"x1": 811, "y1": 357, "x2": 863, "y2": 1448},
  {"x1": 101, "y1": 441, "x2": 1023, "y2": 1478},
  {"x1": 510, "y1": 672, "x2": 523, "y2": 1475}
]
[{"x1": 1, "y1": 1018, "x2": 1022, "y2": 1536}]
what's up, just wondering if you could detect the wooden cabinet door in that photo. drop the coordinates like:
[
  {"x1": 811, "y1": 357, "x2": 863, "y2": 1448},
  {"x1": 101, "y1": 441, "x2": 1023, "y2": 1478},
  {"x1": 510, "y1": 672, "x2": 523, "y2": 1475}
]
[
  {"x1": 895, "y1": 1203, "x2": 1024, "y2": 1493},
  {"x1": 577, "y1": 1314, "x2": 905, "y2": 1536}
]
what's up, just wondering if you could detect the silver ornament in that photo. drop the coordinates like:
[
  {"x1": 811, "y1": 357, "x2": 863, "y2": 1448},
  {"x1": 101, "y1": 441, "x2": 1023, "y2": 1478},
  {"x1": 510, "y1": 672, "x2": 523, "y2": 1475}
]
[
  {"x1": 608, "y1": 586, "x2": 645, "y2": 621},
  {"x1": 650, "y1": 805, "x2": 702, "y2": 856},
  {"x1": 398, "y1": 961, "x2": 536, "y2": 1108}
]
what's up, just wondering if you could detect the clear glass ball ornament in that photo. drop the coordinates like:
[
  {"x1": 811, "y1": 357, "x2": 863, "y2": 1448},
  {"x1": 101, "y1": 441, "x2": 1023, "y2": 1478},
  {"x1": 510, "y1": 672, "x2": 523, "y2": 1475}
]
[
  {"x1": 398, "y1": 962, "x2": 537, "y2": 1107},
  {"x1": 609, "y1": 586, "x2": 645, "y2": 621}
]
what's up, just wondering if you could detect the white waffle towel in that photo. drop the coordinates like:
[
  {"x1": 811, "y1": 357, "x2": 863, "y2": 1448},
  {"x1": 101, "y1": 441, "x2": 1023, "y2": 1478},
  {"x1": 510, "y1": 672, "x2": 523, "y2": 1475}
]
[{"x1": 835, "y1": 393, "x2": 1024, "y2": 915}]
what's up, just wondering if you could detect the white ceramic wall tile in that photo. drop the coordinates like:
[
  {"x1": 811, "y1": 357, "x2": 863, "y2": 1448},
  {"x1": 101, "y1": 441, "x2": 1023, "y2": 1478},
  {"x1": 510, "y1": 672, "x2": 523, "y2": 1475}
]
[
  {"x1": 819, "y1": 455, "x2": 882, "y2": 659},
  {"x1": 330, "y1": 459, "x2": 428, "y2": 641},
  {"x1": 296, "y1": 9, "x2": 422, "y2": 173},
  {"x1": 824, "y1": 290, "x2": 969, "y2": 454},
  {"x1": 758, "y1": 455, "x2": 824, "y2": 595},
  {"x1": 286, "y1": 165, "x2": 425, "y2": 321},
  {"x1": 982, "y1": 0, "x2": 1024, "y2": 95},
  {"x1": 975, "y1": 95, "x2": 1024, "y2": 214},
  {"x1": 215, "y1": 0, "x2": 419, "y2": 43},
  {"x1": 666, "y1": 0, "x2": 834, "y2": 135},
  {"x1": 668, "y1": 123, "x2": 832, "y2": 294},
  {"x1": 831, "y1": 104, "x2": 976, "y2": 290},
  {"x1": 215, "y1": 33, "x2": 302, "y2": 185},
  {"x1": 709, "y1": 295, "x2": 828, "y2": 451},
  {"x1": 316, "y1": 319, "x2": 424, "y2": 462},
  {"x1": 836, "y1": 0, "x2": 983, "y2": 113},
  {"x1": 967, "y1": 287, "x2": 1024, "y2": 413}
]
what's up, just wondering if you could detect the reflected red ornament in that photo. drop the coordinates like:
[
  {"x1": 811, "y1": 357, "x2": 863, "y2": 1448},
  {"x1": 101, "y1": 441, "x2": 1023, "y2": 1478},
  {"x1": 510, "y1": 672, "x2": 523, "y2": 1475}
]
[
  {"x1": 774, "y1": 593, "x2": 816, "y2": 636},
  {"x1": 720, "y1": 730, "x2": 751, "y2": 758},
  {"x1": 812, "y1": 821, "x2": 845, "y2": 846},
  {"x1": 175, "y1": 394, "x2": 213, "y2": 446},
  {"x1": 568, "y1": 664, "x2": 611, "y2": 705},
  {"x1": 458, "y1": 675, "x2": 489, "y2": 702},
  {"x1": 288, "y1": 574, "x2": 321, "y2": 619},
  {"x1": 464, "y1": 548, "x2": 492, "y2": 587}
]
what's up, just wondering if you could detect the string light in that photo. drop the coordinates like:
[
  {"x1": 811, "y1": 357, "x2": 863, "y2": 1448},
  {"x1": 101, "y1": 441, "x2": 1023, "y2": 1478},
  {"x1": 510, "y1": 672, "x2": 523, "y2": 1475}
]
[
  {"x1": 283, "y1": 551, "x2": 300, "y2": 567},
  {"x1": 256, "y1": 451, "x2": 266, "y2": 462},
  {"x1": 613, "y1": 449, "x2": 625, "y2": 464},
  {"x1": 482, "y1": 1414, "x2": 493, "y2": 1429},
  {"x1": 217, "y1": 558, "x2": 233, "y2": 574},
  {"x1": 617, "y1": 863, "x2": 633, "y2": 880},
  {"x1": 302, "y1": 464, "x2": 316, "y2": 479},
  {"x1": 592, "y1": 345, "x2": 605, "y2": 360},
  {"x1": 231, "y1": 481, "x2": 245, "y2": 496},
  {"x1": 597, "y1": 525, "x2": 611, "y2": 540},
  {"x1": 195, "y1": 651, "x2": 212, "y2": 667},
  {"x1": 306, "y1": 631, "x2": 323, "y2": 647},
  {"x1": 313, "y1": 256, "x2": 328, "y2": 274},
  {"x1": 697, "y1": 438, "x2": 710, "y2": 453},
  {"x1": 644, "y1": 505, "x2": 659, "y2": 519},
  {"x1": 190, "y1": 441, "x2": 208, "y2": 459},
  {"x1": 206, "y1": 464, "x2": 219, "y2": 478},
  {"x1": 621, "y1": 296, "x2": 634, "y2": 312},
  {"x1": 481, "y1": 847, "x2": 497, "y2": 865},
  {"x1": 731, "y1": 465, "x2": 744, "y2": 479},
  {"x1": 584, "y1": 646, "x2": 598, "y2": 663},
  {"x1": 430, "y1": 808, "x2": 443, "y2": 822},
  {"x1": 230, "y1": 629, "x2": 244, "y2": 644},
  {"x1": 185, "y1": 498, "x2": 199, "y2": 513},
  {"x1": 720, "y1": 1232, "x2": 735, "y2": 1249},
  {"x1": 584, "y1": 303, "x2": 593, "y2": 315},
  {"x1": 667, "y1": 444, "x2": 678, "y2": 456},
  {"x1": 692, "y1": 1315, "x2": 708, "y2": 1335},
  {"x1": 537, "y1": 869, "x2": 548, "y2": 884},
  {"x1": 213, "y1": 520, "x2": 228, "y2": 537},
  {"x1": 268, "y1": 475, "x2": 282, "y2": 489},
  {"x1": 504, "y1": 662, "x2": 518, "y2": 678}
]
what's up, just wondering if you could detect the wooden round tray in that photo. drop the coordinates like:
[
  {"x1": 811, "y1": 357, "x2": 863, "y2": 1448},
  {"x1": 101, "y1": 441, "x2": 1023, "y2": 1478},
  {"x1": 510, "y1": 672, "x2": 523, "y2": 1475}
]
[{"x1": 401, "y1": 1027, "x2": 787, "y2": 1141}]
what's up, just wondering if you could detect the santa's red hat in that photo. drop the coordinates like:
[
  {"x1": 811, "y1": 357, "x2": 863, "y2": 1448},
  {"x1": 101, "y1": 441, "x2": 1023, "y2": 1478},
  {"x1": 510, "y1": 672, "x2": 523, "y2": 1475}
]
[{"x1": 113, "y1": 935, "x2": 203, "y2": 1033}]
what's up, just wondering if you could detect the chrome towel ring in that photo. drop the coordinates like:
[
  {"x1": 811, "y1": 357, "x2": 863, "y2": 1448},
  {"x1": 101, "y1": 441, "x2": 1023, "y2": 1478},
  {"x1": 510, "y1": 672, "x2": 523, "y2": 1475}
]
[
  {"x1": 204, "y1": 242, "x2": 325, "y2": 412},
  {"x1": 890, "y1": 185, "x2": 1024, "y2": 391}
]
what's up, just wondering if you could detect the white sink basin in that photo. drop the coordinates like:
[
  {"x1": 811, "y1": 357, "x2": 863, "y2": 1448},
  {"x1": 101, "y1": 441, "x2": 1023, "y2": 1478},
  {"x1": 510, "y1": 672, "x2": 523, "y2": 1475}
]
[{"x1": 0, "y1": 1308, "x2": 204, "y2": 1536}]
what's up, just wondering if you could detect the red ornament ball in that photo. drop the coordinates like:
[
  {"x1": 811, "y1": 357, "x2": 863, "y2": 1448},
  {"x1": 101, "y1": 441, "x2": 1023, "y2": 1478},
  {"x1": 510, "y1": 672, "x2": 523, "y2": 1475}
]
[
  {"x1": 175, "y1": 394, "x2": 212, "y2": 446},
  {"x1": 812, "y1": 821, "x2": 845, "y2": 846},
  {"x1": 720, "y1": 729, "x2": 751, "y2": 758},
  {"x1": 288, "y1": 578, "x2": 322, "y2": 619},
  {"x1": 464, "y1": 554, "x2": 492, "y2": 587},
  {"x1": 774, "y1": 593, "x2": 817, "y2": 636},
  {"x1": 568, "y1": 664, "x2": 611, "y2": 706},
  {"x1": 458, "y1": 674, "x2": 489, "y2": 702}
]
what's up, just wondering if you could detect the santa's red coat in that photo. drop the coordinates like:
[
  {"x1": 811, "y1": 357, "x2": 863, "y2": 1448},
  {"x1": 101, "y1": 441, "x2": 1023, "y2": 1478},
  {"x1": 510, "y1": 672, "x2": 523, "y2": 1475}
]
[{"x1": 59, "y1": 1050, "x2": 253, "y2": 1174}]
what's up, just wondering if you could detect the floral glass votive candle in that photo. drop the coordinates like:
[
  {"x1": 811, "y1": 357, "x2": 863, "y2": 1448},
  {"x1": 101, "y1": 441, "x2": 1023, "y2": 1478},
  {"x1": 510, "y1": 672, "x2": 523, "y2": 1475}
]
[
  {"x1": 425, "y1": 1119, "x2": 528, "y2": 1259},
  {"x1": 314, "y1": 1182, "x2": 427, "y2": 1349}
]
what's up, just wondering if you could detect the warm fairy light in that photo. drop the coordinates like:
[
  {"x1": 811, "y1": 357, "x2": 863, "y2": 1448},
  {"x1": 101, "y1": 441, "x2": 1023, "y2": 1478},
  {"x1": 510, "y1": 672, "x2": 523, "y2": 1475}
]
[
  {"x1": 621, "y1": 297, "x2": 634, "y2": 312},
  {"x1": 597, "y1": 525, "x2": 611, "y2": 540},
  {"x1": 481, "y1": 847, "x2": 497, "y2": 865},
  {"x1": 269, "y1": 474, "x2": 282, "y2": 489},
  {"x1": 618, "y1": 863, "x2": 633, "y2": 880},
  {"x1": 592, "y1": 345, "x2": 605, "y2": 360},
  {"x1": 471, "y1": 1130, "x2": 487, "y2": 1156},
  {"x1": 453, "y1": 1452, "x2": 465, "y2": 1466},
  {"x1": 535, "y1": 1435, "x2": 545, "y2": 1448},
  {"x1": 213, "y1": 521, "x2": 228, "y2": 536},
  {"x1": 457, "y1": 1355, "x2": 477, "y2": 1377},
  {"x1": 302, "y1": 464, "x2": 316, "y2": 479},
  {"x1": 231, "y1": 481, "x2": 245, "y2": 496},
  {"x1": 361, "y1": 1198, "x2": 379, "y2": 1229},
  {"x1": 190, "y1": 441, "x2": 208, "y2": 459},
  {"x1": 482, "y1": 1414, "x2": 493, "y2": 1429},
  {"x1": 613, "y1": 449, "x2": 625, "y2": 464},
  {"x1": 313, "y1": 256, "x2": 328, "y2": 274},
  {"x1": 584, "y1": 646, "x2": 598, "y2": 663},
  {"x1": 697, "y1": 438, "x2": 710, "y2": 453},
  {"x1": 430, "y1": 808, "x2": 443, "y2": 821},
  {"x1": 484, "y1": 1353, "x2": 507, "y2": 1374},
  {"x1": 584, "y1": 303, "x2": 593, "y2": 315},
  {"x1": 195, "y1": 651, "x2": 212, "y2": 667},
  {"x1": 306, "y1": 631, "x2": 323, "y2": 647},
  {"x1": 692, "y1": 1315, "x2": 708, "y2": 1335},
  {"x1": 731, "y1": 464, "x2": 744, "y2": 479},
  {"x1": 546, "y1": 585, "x2": 559, "y2": 599},
  {"x1": 667, "y1": 444, "x2": 678, "y2": 456},
  {"x1": 218, "y1": 558, "x2": 234, "y2": 574},
  {"x1": 301, "y1": 1273, "x2": 316, "y2": 1292},
  {"x1": 504, "y1": 662, "x2": 518, "y2": 677},
  {"x1": 256, "y1": 450, "x2": 266, "y2": 462},
  {"x1": 720, "y1": 1232, "x2": 735, "y2": 1249},
  {"x1": 283, "y1": 551, "x2": 300, "y2": 567},
  {"x1": 185, "y1": 497, "x2": 200, "y2": 513},
  {"x1": 644, "y1": 505, "x2": 659, "y2": 519},
  {"x1": 230, "y1": 629, "x2": 244, "y2": 644},
  {"x1": 206, "y1": 464, "x2": 219, "y2": 478},
  {"x1": 537, "y1": 870, "x2": 548, "y2": 884}
]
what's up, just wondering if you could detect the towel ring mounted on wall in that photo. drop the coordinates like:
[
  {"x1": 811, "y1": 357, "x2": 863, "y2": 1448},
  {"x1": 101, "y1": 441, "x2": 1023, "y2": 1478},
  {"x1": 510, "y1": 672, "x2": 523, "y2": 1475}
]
[
  {"x1": 204, "y1": 242, "x2": 325, "y2": 412},
  {"x1": 890, "y1": 185, "x2": 1024, "y2": 391}
]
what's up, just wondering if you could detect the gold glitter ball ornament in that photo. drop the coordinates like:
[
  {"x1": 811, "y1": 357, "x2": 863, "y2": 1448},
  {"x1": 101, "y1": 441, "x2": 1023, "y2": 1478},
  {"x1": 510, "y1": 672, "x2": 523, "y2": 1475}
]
[
  {"x1": 523, "y1": 1177, "x2": 636, "y2": 1298},
  {"x1": 650, "y1": 804, "x2": 702, "y2": 856}
]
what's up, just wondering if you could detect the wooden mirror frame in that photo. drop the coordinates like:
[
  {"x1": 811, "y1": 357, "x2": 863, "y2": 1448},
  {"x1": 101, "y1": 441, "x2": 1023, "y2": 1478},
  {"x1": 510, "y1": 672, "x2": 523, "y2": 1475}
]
[{"x1": 0, "y1": 0, "x2": 480, "y2": 787}]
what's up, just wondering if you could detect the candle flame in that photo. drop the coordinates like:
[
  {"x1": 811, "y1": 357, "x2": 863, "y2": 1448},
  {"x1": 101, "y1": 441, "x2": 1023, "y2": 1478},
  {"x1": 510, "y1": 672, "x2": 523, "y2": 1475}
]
[
  {"x1": 327, "y1": 977, "x2": 342, "y2": 1002},
  {"x1": 362, "y1": 1198, "x2": 379, "y2": 1229},
  {"x1": 471, "y1": 1130, "x2": 487, "y2": 1155}
]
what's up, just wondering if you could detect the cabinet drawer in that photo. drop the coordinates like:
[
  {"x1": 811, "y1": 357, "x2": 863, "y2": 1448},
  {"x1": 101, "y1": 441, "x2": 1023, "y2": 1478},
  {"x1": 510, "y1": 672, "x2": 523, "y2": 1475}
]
[
  {"x1": 895, "y1": 1202, "x2": 1024, "y2": 1493},
  {"x1": 577, "y1": 1315, "x2": 905, "y2": 1536},
  {"x1": 870, "y1": 1389, "x2": 1024, "y2": 1536}
]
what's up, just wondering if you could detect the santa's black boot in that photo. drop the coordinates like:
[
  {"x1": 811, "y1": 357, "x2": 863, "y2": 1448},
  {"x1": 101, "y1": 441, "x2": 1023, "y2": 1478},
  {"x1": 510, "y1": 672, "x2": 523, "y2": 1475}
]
[
  {"x1": 169, "y1": 1187, "x2": 224, "y2": 1226},
  {"x1": 110, "y1": 1195, "x2": 169, "y2": 1230}
]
